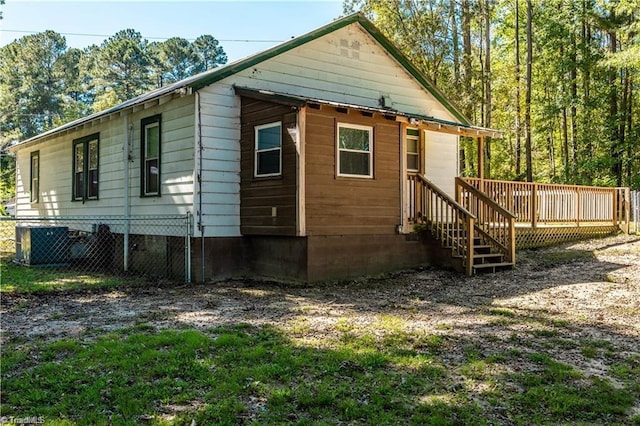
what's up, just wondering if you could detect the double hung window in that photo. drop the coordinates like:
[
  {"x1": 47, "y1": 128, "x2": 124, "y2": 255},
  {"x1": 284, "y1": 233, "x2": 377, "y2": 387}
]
[
  {"x1": 141, "y1": 115, "x2": 161, "y2": 196},
  {"x1": 406, "y1": 128, "x2": 420, "y2": 172},
  {"x1": 30, "y1": 151, "x2": 39, "y2": 203},
  {"x1": 337, "y1": 123, "x2": 373, "y2": 178},
  {"x1": 254, "y1": 122, "x2": 282, "y2": 177},
  {"x1": 72, "y1": 134, "x2": 99, "y2": 201}
]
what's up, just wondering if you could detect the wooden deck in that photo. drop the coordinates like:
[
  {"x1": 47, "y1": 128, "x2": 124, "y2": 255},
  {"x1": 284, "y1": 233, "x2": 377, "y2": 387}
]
[
  {"x1": 462, "y1": 178, "x2": 630, "y2": 230},
  {"x1": 406, "y1": 175, "x2": 630, "y2": 275}
]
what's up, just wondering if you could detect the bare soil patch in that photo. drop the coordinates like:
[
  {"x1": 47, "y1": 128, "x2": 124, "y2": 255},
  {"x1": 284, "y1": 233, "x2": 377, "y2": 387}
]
[{"x1": 2, "y1": 234, "x2": 639, "y2": 393}]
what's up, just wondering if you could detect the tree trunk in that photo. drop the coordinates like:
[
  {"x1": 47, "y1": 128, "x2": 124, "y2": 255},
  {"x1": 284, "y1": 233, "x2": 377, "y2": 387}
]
[
  {"x1": 608, "y1": 28, "x2": 621, "y2": 186},
  {"x1": 570, "y1": 30, "x2": 578, "y2": 182},
  {"x1": 484, "y1": 0, "x2": 492, "y2": 179},
  {"x1": 515, "y1": 0, "x2": 522, "y2": 177},
  {"x1": 626, "y1": 76, "x2": 633, "y2": 185},
  {"x1": 581, "y1": 0, "x2": 593, "y2": 184},
  {"x1": 462, "y1": 0, "x2": 473, "y2": 119},
  {"x1": 562, "y1": 106, "x2": 569, "y2": 181},
  {"x1": 620, "y1": 69, "x2": 628, "y2": 185},
  {"x1": 525, "y1": 0, "x2": 533, "y2": 182},
  {"x1": 450, "y1": 0, "x2": 460, "y2": 87}
]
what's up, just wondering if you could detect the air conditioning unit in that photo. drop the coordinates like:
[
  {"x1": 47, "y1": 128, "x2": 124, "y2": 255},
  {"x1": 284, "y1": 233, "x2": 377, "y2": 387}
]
[{"x1": 15, "y1": 226, "x2": 69, "y2": 266}]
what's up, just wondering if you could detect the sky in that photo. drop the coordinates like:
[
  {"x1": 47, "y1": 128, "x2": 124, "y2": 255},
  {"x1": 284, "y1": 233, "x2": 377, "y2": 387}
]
[{"x1": 0, "y1": 0, "x2": 346, "y2": 62}]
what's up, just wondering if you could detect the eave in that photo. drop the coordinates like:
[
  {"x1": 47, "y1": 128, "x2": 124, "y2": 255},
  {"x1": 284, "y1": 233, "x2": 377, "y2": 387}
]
[{"x1": 234, "y1": 86, "x2": 501, "y2": 139}]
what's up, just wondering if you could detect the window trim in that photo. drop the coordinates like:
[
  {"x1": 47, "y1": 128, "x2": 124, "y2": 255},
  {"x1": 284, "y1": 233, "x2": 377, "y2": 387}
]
[
  {"x1": 254, "y1": 121, "x2": 282, "y2": 178},
  {"x1": 71, "y1": 133, "x2": 100, "y2": 202},
  {"x1": 406, "y1": 127, "x2": 420, "y2": 173},
  {"x1": 141, "y1": 114, "x2": 162, "y2": 197},
  {"x1": 336, "y1": 122, "x2": 374, "y2": 179},
  {"x1": 30, "y1": 151, "x2": 39, "y2": 203}
]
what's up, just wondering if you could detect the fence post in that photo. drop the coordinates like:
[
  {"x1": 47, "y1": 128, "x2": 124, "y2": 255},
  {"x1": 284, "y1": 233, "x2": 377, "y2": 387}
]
[{"x1": 185, "y1": 212, "x2": 192, "y2": 283}]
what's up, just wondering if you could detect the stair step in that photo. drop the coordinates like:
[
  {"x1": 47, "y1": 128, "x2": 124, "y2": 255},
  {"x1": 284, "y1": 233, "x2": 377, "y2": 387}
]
[
  {"x1": 473, "y1": 245, "x2": 493, "y2": 254},
  {"x1": 473, "y1": 253, "x2": 504, "y2": 264},
  {"x1": 472, "y1": 262, "x2": 514, "y2": 274}
]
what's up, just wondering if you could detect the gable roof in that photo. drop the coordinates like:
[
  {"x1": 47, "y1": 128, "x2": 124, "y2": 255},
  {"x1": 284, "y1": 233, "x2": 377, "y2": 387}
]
[{"x1": 13, "y1": 13, "x2": 472, "y2": 149}]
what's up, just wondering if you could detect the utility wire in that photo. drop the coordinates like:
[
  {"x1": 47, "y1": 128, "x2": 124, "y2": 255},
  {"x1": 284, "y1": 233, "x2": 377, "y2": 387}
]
[{"x1": 0, "y1": 29, "x2": 285, "y2": 43}]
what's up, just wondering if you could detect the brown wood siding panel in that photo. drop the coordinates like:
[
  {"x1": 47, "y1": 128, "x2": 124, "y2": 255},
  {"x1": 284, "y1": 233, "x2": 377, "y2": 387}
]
[
  {"x1": 305, "y1": 107, "x2": 401, "y2": 236},
  {"x1": 240, "y1": 98, "x2": 298, "y2": 236}
]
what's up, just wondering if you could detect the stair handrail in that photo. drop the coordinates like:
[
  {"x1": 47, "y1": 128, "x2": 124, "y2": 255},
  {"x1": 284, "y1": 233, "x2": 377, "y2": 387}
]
[
  {"x1": 455, "y1": 177, "x2": 517, "y2": 265},
  {"x1": 412, "y1": 175, "x2": 477, "y2": 276}
]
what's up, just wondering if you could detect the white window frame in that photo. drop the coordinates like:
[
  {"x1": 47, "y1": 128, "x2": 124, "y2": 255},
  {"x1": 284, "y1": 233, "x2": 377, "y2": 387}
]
[
  {"x1": 254, "y1": 121, "x2": 282, "y2": 178},
  {"x1": 336, "y1": 122, "x2": 373, "y2": 178},
  {"x1": 406, "y1": 128, "x2": 420, "y2": 173}
]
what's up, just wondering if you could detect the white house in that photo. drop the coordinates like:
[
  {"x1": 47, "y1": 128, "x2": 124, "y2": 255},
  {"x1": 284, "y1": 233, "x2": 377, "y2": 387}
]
[{"x1": 10, "y1": 14, "x2": 499, "y2": 282}]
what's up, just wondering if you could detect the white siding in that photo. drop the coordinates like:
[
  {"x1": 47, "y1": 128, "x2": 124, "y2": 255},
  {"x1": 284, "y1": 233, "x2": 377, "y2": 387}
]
[
  {"x1": 14, "y1": 94, "x2": 196, "y2": 235},
  {"x1": 228, "y1": 24, "x2": 457, "y2": 121},
  {"x1": 196, "y1": 84, "x2": 241, "y2": 237},
  {"x1": 424, "y1": 131, "x2": 458, "y2": 197}
]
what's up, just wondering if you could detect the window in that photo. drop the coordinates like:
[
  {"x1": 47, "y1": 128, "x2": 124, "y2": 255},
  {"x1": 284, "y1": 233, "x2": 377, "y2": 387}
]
[
  {"x1": 72, "y1": 134, "x2": 99, "y2": 201},
  {"x1": 254, "y1": 122, "x2": 282, "y2": 177},
  {"x1": 141, "y1": 115, "x2": 161, "y2": 196},
  {"x1": 337, "y1": 123, "x2": 373, "y2": 178},
  {"x1": 30, "y1": 151, "x2": 39, "y2": 203},
  {"x1": 406, "y1": 128, "x2": 420, "y2": 172}
]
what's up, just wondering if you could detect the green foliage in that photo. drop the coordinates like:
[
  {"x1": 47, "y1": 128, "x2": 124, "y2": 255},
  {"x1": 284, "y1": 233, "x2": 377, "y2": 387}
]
[
  {"x1": 95, "y1": 29, "x2": 154, "y2": 102},
  {"x1": 347, "y1": 0, "x2": 640, "y2": 189}
]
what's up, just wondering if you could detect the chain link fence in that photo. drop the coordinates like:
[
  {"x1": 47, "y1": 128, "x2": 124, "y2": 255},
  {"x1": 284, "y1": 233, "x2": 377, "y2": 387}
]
[
  {"x1": 0, "y1": 215, "x2": 192, "y2": 283},
  {"x1": 632, "y1": 190, "x2": 640, "y2": 234}
]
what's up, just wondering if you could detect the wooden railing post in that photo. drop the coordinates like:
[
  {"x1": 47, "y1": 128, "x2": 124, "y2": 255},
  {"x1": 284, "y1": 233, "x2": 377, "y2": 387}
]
[
  {"x1": 576, "y1": 186, "x2": 581, "y2": 227},
  {"x1": 532, "y1": 183, "x2": 538, "y2": 228},
  {"x1": 620, "y1": 188, "x2": 630, "y2": 234},
  {"x1": 466, "y1": 215, "x2": 474, "y2": 276},
  {"x1": 626, "y1": 188, "x2": 631, "y2": 234},
  {"x1": 509, "y1": 216, "x2": 516, "y2": 263},
  {"x1": 612, "y1": 188, "x2": 618, "y2": 227}
]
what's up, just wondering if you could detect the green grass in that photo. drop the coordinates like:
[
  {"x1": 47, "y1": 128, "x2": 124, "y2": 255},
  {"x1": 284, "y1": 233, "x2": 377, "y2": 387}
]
[
  {"x1": 2, "y1": 324, "x2": 638, "y2": 425},
  {"x1": 0, "y1": 255, "x2": 136, "y2": 294}
]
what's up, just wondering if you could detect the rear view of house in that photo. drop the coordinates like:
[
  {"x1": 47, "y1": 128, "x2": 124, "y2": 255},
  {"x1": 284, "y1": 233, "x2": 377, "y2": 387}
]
[{"x1": 9, "y1": 14, "x2": 628, "y2": 282}]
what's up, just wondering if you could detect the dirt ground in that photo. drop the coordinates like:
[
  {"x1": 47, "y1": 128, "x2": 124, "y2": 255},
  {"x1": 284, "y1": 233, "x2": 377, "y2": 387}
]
[{"x1": 1, "y1": 234, "x2": 639, "y2": 390}]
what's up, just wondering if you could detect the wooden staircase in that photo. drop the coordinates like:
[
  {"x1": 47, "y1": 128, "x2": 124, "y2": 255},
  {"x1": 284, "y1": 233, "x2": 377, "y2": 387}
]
[
  {"x1": 449, "y1": 229, "x2": 514, "y2": 274},
  {"x1": 407, "y1": 175, "x2": 516, "y2": 275}
]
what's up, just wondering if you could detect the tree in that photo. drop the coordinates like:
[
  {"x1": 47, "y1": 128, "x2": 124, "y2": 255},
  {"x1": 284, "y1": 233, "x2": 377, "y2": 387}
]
[
  {"x1": 151, "y1": 37, "x2": 199, "y2": 86},
  {"x1": 0, "y1": 30, "x2": 70, "y2": 202},
  {"x1": 193, "y1": 35, "x2": 228, "y2": 73},
  {"x1": 0, "y1": 31, "x2": 69, "y2": 141},
  {"x1": 514, "y1": 0, "x2": 522, "y2": 178},
  {"x1": 524, "y1": 0, "x2": 533, "y2": 182},
  {"x1": 150, "y1": 35, "x2": 228, "y2": 86},
  {"x1": 95, "y1": 29, "x2": 154, "y2": 103}
]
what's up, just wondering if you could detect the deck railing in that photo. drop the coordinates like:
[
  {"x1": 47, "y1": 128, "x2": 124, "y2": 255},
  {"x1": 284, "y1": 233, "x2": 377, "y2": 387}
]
[
  {"x1": 463, "y1": 177, "x2": 630, "y2": 231},
  {"x1": 455, "y1": 178, "x2": 516, "y2": 265},
  {"x1": 407, "y1": 174, "x2": 476, "y2": 275}
]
